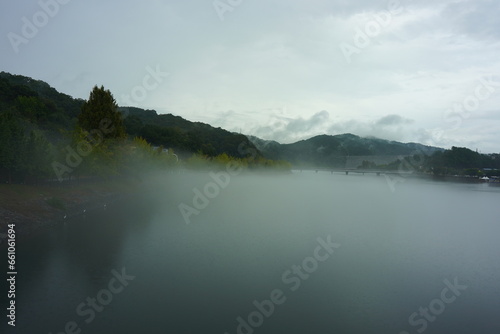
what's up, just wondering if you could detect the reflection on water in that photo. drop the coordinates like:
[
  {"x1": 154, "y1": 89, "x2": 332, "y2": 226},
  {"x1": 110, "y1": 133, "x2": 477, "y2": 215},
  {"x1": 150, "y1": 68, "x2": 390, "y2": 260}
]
[{"x1": 2, "y1": 171, "x2": 500, "y2": 334}]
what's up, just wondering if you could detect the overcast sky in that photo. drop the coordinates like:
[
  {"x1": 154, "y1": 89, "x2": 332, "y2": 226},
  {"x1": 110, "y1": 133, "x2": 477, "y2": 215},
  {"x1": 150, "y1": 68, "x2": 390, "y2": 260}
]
[{"x1": 1, "y1": 0, "x2": 500, "y2": 152}]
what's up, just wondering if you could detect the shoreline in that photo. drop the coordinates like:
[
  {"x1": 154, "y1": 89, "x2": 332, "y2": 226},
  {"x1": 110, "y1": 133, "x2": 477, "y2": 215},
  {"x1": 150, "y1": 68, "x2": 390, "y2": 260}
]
[
  {"x1": 0, "y1": 178, "x2": 145, "y2": 240},
  {"x1": 1, "y1": 169, "x2": 497, "y2": 242}
]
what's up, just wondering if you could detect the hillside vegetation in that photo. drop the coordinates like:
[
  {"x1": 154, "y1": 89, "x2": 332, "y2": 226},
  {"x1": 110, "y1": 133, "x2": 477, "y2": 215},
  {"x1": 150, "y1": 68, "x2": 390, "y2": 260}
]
[
  {"x1": 0, "y1": 72, "x2": 289, "y2": 183},
  {"x1": 1, "y1": 71, "x2": 498, "y2": 184},
  {"x1": 250, "y1": 134, "x2": 500, "y2": 176}
]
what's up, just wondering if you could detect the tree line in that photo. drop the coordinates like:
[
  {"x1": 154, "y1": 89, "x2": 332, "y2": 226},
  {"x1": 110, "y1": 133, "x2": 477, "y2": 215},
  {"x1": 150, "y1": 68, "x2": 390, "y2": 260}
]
[
  {"x1": 361, "y1": 147, "x2": 500, "y2": 177},
  {"x1": 1, "y1": 72, "x2": 497, "y2": 183},
  {"x1": 0, "y1": 80, "x2": 290, "y2": 184}
]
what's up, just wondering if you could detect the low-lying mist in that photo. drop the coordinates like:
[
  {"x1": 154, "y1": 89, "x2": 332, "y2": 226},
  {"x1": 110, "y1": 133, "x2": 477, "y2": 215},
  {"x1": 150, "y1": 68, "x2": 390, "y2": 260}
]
[{"x1": 5, "y1": 170, "x2": 500, "y2": 334}]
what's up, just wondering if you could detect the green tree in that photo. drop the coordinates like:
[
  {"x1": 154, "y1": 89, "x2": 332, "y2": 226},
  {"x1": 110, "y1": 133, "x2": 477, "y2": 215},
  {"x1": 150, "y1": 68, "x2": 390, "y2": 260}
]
[
  {"x1": 22, "y1": 130, "x2": 53, "y2": 182},
  {"x1": 0, "y1": 112, "x2": 25, "y2": 182},
  {"x1": 78, "y1": 86, "x2": 126, "y2": 140}
]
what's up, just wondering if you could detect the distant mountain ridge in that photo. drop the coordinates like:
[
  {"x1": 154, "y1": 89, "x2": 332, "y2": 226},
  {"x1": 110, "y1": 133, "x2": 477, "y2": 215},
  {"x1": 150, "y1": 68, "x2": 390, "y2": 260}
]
[
  {"x1": 0, "y1": 72, "x2": 259, "y2": 159},
  {"x1": 1, "y1": 71, "x2": 486, "y2": 171},
  {"x1": 0, "y1": 71, "x2": 84, "y2": 120},
  {"x1": 249, "y1": 134, "x2": 444, "y2": 168},
  {"x1": 119, "y1": 106, "x2": 258, "y2": 158}
]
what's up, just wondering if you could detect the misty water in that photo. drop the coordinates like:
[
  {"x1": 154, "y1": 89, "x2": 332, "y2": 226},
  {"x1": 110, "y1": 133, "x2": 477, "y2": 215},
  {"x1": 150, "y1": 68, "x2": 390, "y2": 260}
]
[{"x1": 3, "y1": 171, "x2": 500, "y2": 334}]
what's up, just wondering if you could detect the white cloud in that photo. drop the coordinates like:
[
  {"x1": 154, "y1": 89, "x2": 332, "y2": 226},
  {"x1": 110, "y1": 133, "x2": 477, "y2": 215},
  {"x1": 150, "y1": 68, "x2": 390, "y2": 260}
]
[{"x1": 1, "y1": 0, "x2": 499, "y2": 151}]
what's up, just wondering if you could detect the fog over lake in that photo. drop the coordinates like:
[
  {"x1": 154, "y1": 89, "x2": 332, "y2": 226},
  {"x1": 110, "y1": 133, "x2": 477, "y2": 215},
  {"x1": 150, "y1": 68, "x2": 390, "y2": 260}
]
[{"x1": 3, "y1": 171, "x2": 500, "y2": 334}]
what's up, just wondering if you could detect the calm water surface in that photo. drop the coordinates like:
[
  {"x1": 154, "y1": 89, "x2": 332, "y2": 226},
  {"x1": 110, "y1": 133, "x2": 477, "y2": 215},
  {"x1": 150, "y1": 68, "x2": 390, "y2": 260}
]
[{"x1": 2, "y1": 171, "x2": 500, "y2": 334}]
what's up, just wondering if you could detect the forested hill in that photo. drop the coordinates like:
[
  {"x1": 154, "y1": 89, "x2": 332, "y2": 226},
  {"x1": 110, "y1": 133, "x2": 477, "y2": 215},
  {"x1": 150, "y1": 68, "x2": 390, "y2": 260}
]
[
  {"x1": 0, "y1": 72, "x2": 271, "y2": 183},
  {"x1": 0, "y1": 71, "x2": 84, "y2": 131},
  {"x1": 249, "y1": 134, "x2": 500, "y2": 175},
  {"x1": 0, "y1": 72, "x2": 259, "y2": 159},
  {"x1": 0, "y1": 72, "x2": 84, "y2": 117},
  {"x1": 249, "y1": 134, "x2": 443, "y2": 168},
  {"x1": 1, "y1": 71, "x2": 499, "y2": 182},
  {"x1": 120, "y1": 107, "x2": 255, "y2": 158}
]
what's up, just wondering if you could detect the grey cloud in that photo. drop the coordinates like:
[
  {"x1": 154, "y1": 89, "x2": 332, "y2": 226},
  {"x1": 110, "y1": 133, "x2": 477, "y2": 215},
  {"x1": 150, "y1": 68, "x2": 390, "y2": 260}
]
[
  {"x1": 286, "y1": 110, "x2": 330, "y2": 132},
  {"x1": 443, "y1": 0, "x2": 500, "y2": 40},
  {"x1": 326, "y1": 116, "x2": 417, "y2": 142},
  {"x1": 375, "y1": 114, "x2": 414, "y2": 126},
  {"x1": 249, "y1": 110, "x2": 330, "y2": 143},
  {"x1": 2, "y1": 0, "x2": 500, "y2": 152},
  {"x1": 251, "y1": 111, "x2": 417, "y2": 144}
]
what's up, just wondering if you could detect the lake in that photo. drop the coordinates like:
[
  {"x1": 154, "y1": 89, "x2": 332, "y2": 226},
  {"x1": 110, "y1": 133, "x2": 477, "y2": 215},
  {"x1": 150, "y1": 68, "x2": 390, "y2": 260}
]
[{"x1": 2, "y1": 170, "x2": 500, "y2": 334}]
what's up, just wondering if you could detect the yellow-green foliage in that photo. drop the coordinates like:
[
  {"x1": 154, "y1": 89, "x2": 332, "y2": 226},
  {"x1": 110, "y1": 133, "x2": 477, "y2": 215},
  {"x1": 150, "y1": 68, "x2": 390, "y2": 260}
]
[
  {"x1": 244, "y1": 157, "x2": 292, "y2": 171},
  {"x1": 213, "y1": 153, "x2": 232, "y2": 167},
  {"x1": 123, "y1": 137, "x2": 179, "y2": 172},
  {"x1": 131, "y1": 137, "x2": 155, "y2": 161},
  {"x1": 184, "y1": 152, "x2": 290, "y2": 172},
  {"x1": 58, "y1": 131, "x2": 288, "y2": 180},
  {"x1": 65, "y1": 127, "x2": 120, "y2": 178},
  {"x1": 184, "y1": 153, "x2": 210, "y2": 170}
]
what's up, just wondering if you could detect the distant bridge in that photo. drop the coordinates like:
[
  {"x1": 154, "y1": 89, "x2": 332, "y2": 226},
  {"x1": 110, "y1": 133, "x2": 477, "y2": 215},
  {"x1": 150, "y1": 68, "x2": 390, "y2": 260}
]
[
  {"x1": 296, "y1": 168, "x2": 416, "y2": 176},
  {"x1": 343, "y1": 155, "x2": 412, "y2": 169},
  {"x1": 295, "y1": 155, "x2": 419, "y2": 176}
]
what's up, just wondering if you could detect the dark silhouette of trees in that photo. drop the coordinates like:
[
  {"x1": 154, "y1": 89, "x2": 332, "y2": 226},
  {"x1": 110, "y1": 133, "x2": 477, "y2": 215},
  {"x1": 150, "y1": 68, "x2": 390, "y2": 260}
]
[{"x1": 78, "y1": 86, "x2": 126, "y2": 140}]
